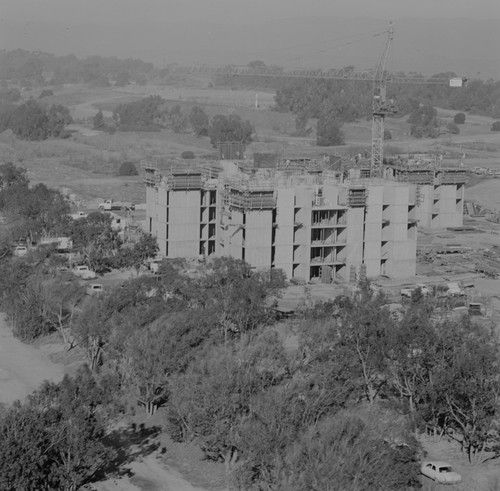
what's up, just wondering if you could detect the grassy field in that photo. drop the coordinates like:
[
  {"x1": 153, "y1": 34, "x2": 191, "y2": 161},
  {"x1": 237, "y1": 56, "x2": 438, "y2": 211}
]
[{"x1": 4, "y1": 83, "x2": 500, "y2": 208}]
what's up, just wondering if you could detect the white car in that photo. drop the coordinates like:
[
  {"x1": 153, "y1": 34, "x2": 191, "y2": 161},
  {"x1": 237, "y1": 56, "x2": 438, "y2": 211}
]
[
  {"x1": 421, "y1": 461, "x2": 461, "y2": 484},
  {"x1": 13, "y1": 245, "x2": 28, "y2": 257},
  {"x1": 73, "y1": 265, "x2": 97, "y2": 280},
  {"x1": 86, "y1": 283, "x2": 104, "y2": 296}
]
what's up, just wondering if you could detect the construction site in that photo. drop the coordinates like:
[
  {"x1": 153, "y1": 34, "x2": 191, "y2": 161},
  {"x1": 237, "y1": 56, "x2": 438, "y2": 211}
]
[
  {"x1": 140, "y1": 21, "x2": 500, "y2": 322},
  {"x1": 143, "y1": 153, "x2": 467, "y2": 284}
]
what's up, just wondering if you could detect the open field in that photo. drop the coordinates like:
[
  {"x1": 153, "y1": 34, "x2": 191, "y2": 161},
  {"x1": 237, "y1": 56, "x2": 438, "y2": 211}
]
[{"x1": 3, "y1": 82, "x2": 500, "y2": 227}]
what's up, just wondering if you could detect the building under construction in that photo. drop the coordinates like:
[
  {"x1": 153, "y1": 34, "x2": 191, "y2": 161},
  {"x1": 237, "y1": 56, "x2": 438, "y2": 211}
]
[
  {"x1": 143, "y1": 153, "x2": 468, "y2": 282},
  {"x1": 385, "y1": 156, "x2": 467, "y2": 228}
]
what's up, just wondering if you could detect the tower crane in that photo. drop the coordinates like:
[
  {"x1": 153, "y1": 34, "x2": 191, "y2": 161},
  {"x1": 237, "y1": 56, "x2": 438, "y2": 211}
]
[
  {"x1": 189, "y1": 23, "x2": 465, "y2": 176},
  {"x1": 371, "y1": 21, "x2": 394, "y2": 176}
]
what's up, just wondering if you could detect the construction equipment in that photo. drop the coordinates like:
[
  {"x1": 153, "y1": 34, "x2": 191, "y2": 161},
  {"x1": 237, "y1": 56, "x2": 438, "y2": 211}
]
[{"x1": 188, "y1": 23, "x2": 465, "y2": 176}]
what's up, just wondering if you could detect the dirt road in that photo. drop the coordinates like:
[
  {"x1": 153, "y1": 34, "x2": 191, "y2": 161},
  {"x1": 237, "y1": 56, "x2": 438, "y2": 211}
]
[
  {"x1": 0, "y1": 314, "x2": 64, "y2": 406},
  {"x1": 92, "y1": 456, "x2": 218, "y2": 491}
]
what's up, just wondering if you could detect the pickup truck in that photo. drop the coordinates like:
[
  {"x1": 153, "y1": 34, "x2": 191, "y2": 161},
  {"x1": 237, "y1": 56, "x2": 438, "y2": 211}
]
[
  {"x1": 73, "y1": 265, "x2": 97, "y2": 280},
  {"x1": 98, "y1": 199, "x2": 135, "y2": 211}
]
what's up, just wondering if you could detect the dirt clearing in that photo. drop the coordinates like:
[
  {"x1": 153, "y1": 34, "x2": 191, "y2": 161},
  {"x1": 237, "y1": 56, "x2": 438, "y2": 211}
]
[{"x1": 0, "y1": 314, "x2": 64, "y2": 406}]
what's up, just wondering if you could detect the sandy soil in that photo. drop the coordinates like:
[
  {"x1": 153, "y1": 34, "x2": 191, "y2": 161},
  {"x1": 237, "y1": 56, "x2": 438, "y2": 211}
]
[
  {"x1": 0, "y1": 314, "x2": 64, "y2": 406},
  {"x1": 91, "y1": 456, "x2": 216, "y2": 491},
  {"x1": 466, "y1": 179, "x2": 500, "y2": 212}
]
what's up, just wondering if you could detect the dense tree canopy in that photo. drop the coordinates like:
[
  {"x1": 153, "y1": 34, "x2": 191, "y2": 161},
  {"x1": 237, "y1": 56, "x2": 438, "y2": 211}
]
[
  {"x1": 0, "y1": 49, "x2": 155, "y2": 86},
  {"x1": 0, "y1": 99, "x2": 72, "y2": 140},
  {"x1": 208, "y1": 114, "x2": 254, "y2": 146},
  {"x1": 113, "y1": 95, "x2": 165, "y2": 130},
  {"x1": 189, "y1": 105, "x2": 209, "y2": 136},
  {"x1": 408, "y1": 104, "x2": 440, "y2": 138},
  {"x1": 0, "y1": 368, "x2": 116, "y2": 491}
]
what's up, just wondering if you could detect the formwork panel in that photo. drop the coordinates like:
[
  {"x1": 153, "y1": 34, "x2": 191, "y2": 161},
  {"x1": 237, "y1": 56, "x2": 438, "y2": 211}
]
[
  {"x1": 167, "y1": 190, "x2": 201, "y2": 258},
  {"x1": 274, "y1": 188, "x2": 295, "y2": 278},
  {"x1": 415, "y1": 185, "x2": 433, "y2": 228},
  {"x1": 245, "y1": 210, "x2": 273, "y2": 270},
  {"x1": 345, "y1": 208, "x2": 364, "y2": 276},
  {"x1": 389, "y1": 239, "x2": 416, "y2": 277}
]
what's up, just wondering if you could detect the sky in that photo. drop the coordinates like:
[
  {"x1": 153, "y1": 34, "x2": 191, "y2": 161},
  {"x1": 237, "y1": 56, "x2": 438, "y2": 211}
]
[
  {"x1": 1, "y1": 0, "x2": 499, "y2": 78},
  {"x1": 1, "y1": 0, "x2": 500, "y2": 24}
]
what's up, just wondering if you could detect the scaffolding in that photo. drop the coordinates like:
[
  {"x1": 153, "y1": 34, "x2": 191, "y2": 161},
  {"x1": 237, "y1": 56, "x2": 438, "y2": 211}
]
[
  {"x1": 222, "y1": 177, "x2": 276, "y2": 210},
  {"x1": 168, "y1": 171, "x2": 203, "y2": 190},
  {"x1": 219, "y1": 141, "x2": 246, "y2": 160},
  {"x1": 141, "y1": 160, "x2": 161, "y2": 187},
  {"x1": 348, "y1": 187, "x2": 368, "y2": 207},
  {"x1": 437, "y1": 169, "x2": 468, "y2": 185}
]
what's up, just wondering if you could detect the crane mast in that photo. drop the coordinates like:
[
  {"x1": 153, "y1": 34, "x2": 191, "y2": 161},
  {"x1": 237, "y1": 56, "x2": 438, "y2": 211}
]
[
  {"x1": 188, "y1": 22, "x2": 464, "y2": 173},
  {"x1": 371, "y1": 22, "x2": 394, "y2": 177}
]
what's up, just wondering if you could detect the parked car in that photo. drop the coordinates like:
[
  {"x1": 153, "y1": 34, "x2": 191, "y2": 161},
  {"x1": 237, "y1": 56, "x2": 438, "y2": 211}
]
[
  {"x1": 421, "y1": 461, "x2": 461, "y2": 484},
  {"x1": 13, "y1": 245, "x2": 28, "y2": 257},
  {"x1": 73, "y1": 265, "x2": 97, "y2": 280},
  {"x1": 86, "y1": 283, "x2": 104, "y2": 296}
]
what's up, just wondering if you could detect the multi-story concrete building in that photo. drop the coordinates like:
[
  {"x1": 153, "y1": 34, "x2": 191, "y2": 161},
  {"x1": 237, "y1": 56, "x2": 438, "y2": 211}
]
[
  {"x1": 385, "y1": 158, "x2": 467, "y2": 229},
  {"x1": 143, "y1": 158, "x2": 434, "y2": 281}
]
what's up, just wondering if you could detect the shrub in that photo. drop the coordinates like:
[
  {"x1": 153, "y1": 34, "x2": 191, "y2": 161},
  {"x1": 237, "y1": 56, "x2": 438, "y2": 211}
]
[
  {"x1": 383, "y1": 129, "x2": 392, "y2": 140},
  {"x1": 181, "y1": 151, "x2": 195, "y2": 159},
  {"x1": 446, "y1": 122, "x2": 460, "y2": 134},
  {"x1": 317, "y1": 117, "x2": 344, "y2": 146},
  {"x1": 38, "y1": 89, "x2": 54, "y2": 99},
  {"x1": 453, "y1": 112, "x2": 466, "y2": 124},
  {"x1": 118, "y1": 161, "x2": 138, "y2": 176},
  {"x1": 491, "y1": 121, "x2": 500, "y2": 132}
]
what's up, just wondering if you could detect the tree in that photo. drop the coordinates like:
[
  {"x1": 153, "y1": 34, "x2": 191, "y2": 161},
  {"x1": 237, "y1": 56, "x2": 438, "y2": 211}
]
[
  {"x1": 181, "y1": 151, "x2": 195, "y2": 159},
  {"x1": 447, "y1": 122, "x2": 460, "y2": 134},
  {"x1": 491, "y1": 121, "x2": 500, "y2": 131},
  {"x1": 116, "y1": 232, "x2": 158, "y2": 274},
  {"x1": 247, "y1": 60, "x2": 267, "y2": 69},
  {"x1": 317, "y1": 114, "x2": 345, "y2": 146},
  {"x1": 69, "y1": 212, "x2": 122, "y2": 272},
  {"x1": 386, "y1": 298, "x2": 436, "y2": 414},
  {"x1": 333, "y1": 288, "x2": 394, "y2": 403},
  {"x1": 168, "y1": 105, "x2": 188, "y2": 133},
  {"x1": 121, "y1": 324, "x2": 171, "y2": 414},
  {"x1": 0, "y1": 162, "x2": 28, "y2": 188},
  {"x1": 0, "y1": 368, "x2": 115, "y2": 491},
  {"x1": 42, "y1": 276, "x2": 84, "y2": 350},
  {"x1": 437, "y1": 321, "x2": 500, "y2": 464},
  {"x1": 72, "y1": 295, "x2": 113, "y2": 370},
  {"x1": 201, "y1": 257, "x2": 285, "y2": 337},
  {"x1": 408, "y1": 104, "x2": 440, "y2": 138},
  {"x1": 8, "y1": 99, "x2": 49, "y2": 140},
  {"x1": 453, "y1": 112, "x2": 466, "y2": 124},
  {"x1": 117, "y1": 161, "x2": 138, "y2": 176},
  {"x1": 38, "y1": 89, "x2": 54, "y2": 99},
  {"x1": 114, "y1": 71, "x2": 130, "y2": 87},
  {"x1": 189, "y1": 106, "x2": 209, "y2": 137},
  {"x1": 47, "y1": 104, "x2": 73, "y2": 137},
  {"x1": 167, "y1": 332, "x2": 288, "y2": 469},
  {"x1": 278, "y1": 409, "x2": 420, "y2": 491},
  {"x1": 113, "y1": 95, "x2": 164, "y2": 129},
  {"x1": 208, "y1": 114, "x2": 254, "y2": 147},
  {"x1": 93, "y1": 109, "x2": 105, "y2": 129}
]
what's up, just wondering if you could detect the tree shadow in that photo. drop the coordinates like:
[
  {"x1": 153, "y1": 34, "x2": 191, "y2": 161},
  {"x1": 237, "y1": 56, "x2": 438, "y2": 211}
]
[{"x1": 92, "y1": 422, "x2": 162, "y2": 482}]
